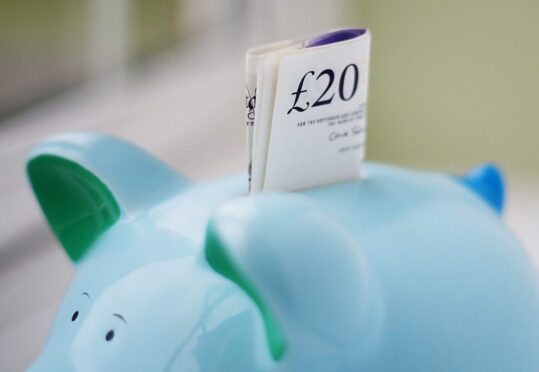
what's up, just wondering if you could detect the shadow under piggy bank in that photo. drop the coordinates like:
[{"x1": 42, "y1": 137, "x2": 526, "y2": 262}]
[{"x1": 26, "y1": 133, "x2": 539, "y2": 371}]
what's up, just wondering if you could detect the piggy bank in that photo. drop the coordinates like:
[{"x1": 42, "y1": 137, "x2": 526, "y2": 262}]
[{"x1": 26, "y1": 133, "x2": 539, "y2": 371}]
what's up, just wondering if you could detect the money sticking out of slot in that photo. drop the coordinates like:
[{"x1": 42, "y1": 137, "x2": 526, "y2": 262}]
[{"x1": 245, "y1": 28, "x2": 371, "y2": 193}]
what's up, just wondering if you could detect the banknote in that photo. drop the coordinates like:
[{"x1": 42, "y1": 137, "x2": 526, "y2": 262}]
[{"x1": 245, "y1": 28, "x2": 371, "y2": 192}]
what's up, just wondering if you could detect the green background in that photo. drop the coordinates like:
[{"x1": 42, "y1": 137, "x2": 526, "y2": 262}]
[{"x1": 349, "y1": 0, "x2": 538, "y2": 174}]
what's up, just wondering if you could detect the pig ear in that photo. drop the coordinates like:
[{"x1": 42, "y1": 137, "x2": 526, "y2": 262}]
[
  {"x1": 27, "y1": 132, "x2": 188, "y2": 263},
  {"x1": 204, "y1": 194, "x2": 381, "y2": 362},
  {"x1": 460, "y1": 163, "x2": 505, "y2": 215}
]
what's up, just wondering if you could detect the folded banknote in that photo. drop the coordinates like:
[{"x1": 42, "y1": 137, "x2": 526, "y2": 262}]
[{"x1": 245, "y1": 28, "x2": 371, "y2": 192}]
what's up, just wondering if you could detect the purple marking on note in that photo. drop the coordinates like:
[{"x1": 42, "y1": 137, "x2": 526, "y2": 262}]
[{"x1": 306, "y1": 29, "x2": 367, "y2": 48}]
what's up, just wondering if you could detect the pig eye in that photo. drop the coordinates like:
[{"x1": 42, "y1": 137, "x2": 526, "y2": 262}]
[
  {"x1": 71, "y1": 311, "x2": 79, "y2": 321},
  {"x1": 105, "y1": 330, "x2": 115, "y2": 341}
]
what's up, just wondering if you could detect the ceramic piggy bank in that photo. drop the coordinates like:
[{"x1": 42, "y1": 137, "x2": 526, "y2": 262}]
[{"x1": 27, "y1": 133, "x2": 539, "y2": 371}]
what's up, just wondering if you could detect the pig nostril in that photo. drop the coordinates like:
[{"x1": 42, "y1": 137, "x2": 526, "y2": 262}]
[
  {"x1": 105, "y1": 330, "x2": 115, "y2": 341},
  {"x1": 71, "y1": 311, "x2": 79, "y2": 321}
]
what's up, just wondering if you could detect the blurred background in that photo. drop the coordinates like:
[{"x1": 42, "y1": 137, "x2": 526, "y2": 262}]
[{"x1": 0, "y1": 0, "x2": 537, "y2": 369}]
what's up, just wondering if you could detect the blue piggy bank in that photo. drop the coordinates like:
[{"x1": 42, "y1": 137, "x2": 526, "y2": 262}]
[{"x1": 27, "y1": 133, "x2": 539, "y2": 371}]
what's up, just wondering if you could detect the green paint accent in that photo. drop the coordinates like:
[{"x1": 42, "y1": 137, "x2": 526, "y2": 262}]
[
  {"x1": 204, "y1": 223, "x2": 287, "y2": 361},
  {"x1": 27, "y1": 155, "x2": 121, "y2": 262}
]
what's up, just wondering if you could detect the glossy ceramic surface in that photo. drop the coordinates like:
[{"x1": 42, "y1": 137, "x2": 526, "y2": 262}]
[{"x1": 26, "y1": 133, "x2": 539, "y2": 371}]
